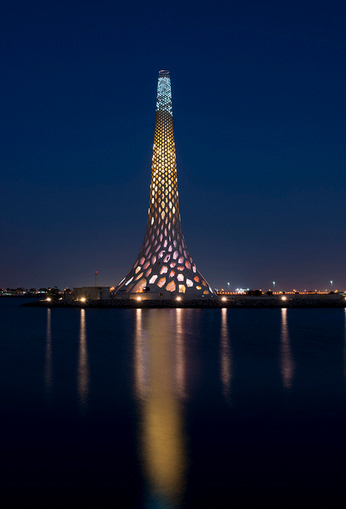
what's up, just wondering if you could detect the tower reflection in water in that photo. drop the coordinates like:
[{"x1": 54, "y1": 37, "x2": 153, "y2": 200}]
[
  {"x1": 134, "y1": 308, "x2": 187, "y2": 508},
  {"x1": 280, "y1": 308, "x2": 294, "y2": 389},
  {"x1": 220, "y1": 308, "x2": 232, "y2": 402},
  {"x1": 77, "y1": 309, "x2": 89, "y2": 412},
  {"x1": 45, "y1": 308, "x2": 52, "y2": 395},
  {"x1": 344, "y1": 309, "x2": 346, "y2": 380}
]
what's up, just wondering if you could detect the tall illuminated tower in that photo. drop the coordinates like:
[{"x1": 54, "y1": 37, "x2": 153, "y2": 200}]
[{"x1": 115, "y1": 70, "x2": 213, "y2": 298}]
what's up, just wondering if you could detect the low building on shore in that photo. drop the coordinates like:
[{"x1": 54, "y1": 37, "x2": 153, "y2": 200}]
[{"x1": 71, "y1": 287, "x2": 110, "y2": 301}]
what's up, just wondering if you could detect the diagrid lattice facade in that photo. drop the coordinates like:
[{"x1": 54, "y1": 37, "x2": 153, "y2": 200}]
[{"x1": 115, "y1": 70, "x2": 213, "y2": 298}]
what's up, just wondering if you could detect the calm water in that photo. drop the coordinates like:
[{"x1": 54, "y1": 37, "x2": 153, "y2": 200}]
[{"x1": 1, "y1": 299, "x2": 346, "y2": 507}]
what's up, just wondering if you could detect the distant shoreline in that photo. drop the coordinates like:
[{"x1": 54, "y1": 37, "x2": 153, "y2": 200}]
[
  {"x1": 0, "y1": 295, "x2": 42, "y2": 298},
  {"x1": 22, "y1": 296, "x2": 346, "y2": 309}
]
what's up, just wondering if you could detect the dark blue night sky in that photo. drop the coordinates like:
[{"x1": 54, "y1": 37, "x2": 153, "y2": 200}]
[{"x1": 1, "y1": 0, "x2": 346, "y2": 291}]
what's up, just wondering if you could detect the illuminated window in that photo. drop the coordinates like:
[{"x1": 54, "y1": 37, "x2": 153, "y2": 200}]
[
  {"x1": 177, "y1": 274, "x2": 184, "y2": 282},
  {"x1": 178, "y1": 285, "x2": 186, "y2": 293},
  {"x1": 157, "y1": 277, "x2": 166, "y2": 288},
  {"x1": 149, "y1": 275, "x2": 158, "y2": 284},
  {"x1": 173, "y1": 251, "x2": 179, "y2": 260},
  {"x1": 166, "y1": 281, "x2": 176, "y2": 292},
  {"x1": 177, "y1": 266, "x2": 184, "y2": 271},
  {"x1": 135, "y1": 266, "x2": 141, "y2": 274},
  {"x1": 185, "y1": 260, "x2": 191, "y2": 270},
  {"x1": 125, "y1": 277, "x2": 133, "y2": 286},
  {"x1": 143, "y1": 261, "x2": 150, "y2": 270},
  {"x1": 186, "y1": 279, "x2": 193, "y2": 287},
  {"x1": 160, "y1": 266, "x2": 168, "y2": 274},
  {"x1": 178, "y1": 256, "x2": 184, "y2": 264}
]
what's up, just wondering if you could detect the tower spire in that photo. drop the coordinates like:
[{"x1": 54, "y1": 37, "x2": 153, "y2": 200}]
[{"x1": 115, "y1": 71, "x2": 213, "y2": 298}]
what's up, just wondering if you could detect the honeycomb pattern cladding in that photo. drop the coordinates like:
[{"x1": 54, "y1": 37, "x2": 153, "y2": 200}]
[{"x1": 115, "y1": 70, "x2": 213, "y2": 297}]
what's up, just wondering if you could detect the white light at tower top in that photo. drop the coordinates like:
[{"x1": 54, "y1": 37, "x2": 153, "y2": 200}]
[{"x1": 156, "y1": 76, "x2": 173, "y2": 115}]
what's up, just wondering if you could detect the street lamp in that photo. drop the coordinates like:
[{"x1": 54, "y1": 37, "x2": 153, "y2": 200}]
[
  {"x1": 273, "y1": 281, "x2": 275, "y2": 292},
  {"x1": 330, "y1": 280, "x2": 333, "y2": 291}
]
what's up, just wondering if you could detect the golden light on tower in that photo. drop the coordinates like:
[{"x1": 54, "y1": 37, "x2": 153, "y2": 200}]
[{"x1": 115, "y1": 70, "x2": 213, "y2": 299}]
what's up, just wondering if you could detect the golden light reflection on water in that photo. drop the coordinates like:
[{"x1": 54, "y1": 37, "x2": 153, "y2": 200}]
[
  {"x1": 280, "y1": 308, "x2": 294, "y2": 389},
  {"x1": 77, "y1": 309, "x2": 89, "y2": 410},
  {"x1": 220, "y1": 308, "x2": 232, "y2": 402},
  {"x1": 135, "y1": 308, "x2": 148, "y2": 400},
  {"x1": 44, "y1": 308, "x2": 52, "y2": 394},
  {"x1": 175, "y1": 308, "x2": 186, "y2": 400},
  {"x1": 135, "y1": 309, "x2": 187, "y2": 507},
  {"x1": 220, "y1": 308, "x2": 232, "y2": 401},
  {"x1": 344, "y1": 309, "x2": 346, "y2": 380}
]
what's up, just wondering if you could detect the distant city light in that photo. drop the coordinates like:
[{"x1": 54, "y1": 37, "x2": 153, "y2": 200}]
[
  {"x1": 136, "y1": 296, "x2": 142, "y2": 301},
  {"x1": 281, "y1": 296, "x2": 287, "y2": 301},
  {"x1": 80, "y1": 297, "x2": 86, "y2": 302},
  {"x1": 46, "y1": 297, "x2": 51, "y2": 302},
  {"x1": 176, "y1": 296, "x2": 182, "y2": 301},
  {"x1": 222, "y1": 297, "x2": 227, "y2": 301}
]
